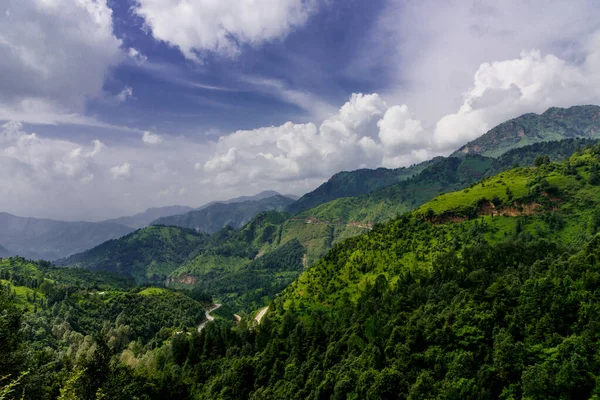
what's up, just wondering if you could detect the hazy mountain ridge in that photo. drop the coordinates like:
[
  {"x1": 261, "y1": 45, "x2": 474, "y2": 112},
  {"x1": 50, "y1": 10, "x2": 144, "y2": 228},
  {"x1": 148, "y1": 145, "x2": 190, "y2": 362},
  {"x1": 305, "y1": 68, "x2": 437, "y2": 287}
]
[
  {"x1": 0, "y1": 244, "x2": 13, "y2": 258},
  {"x1": 0, "y1": 212, "x2": 134, "y2": 260},
  {"x1": 152, "y1": 195, "x2": 295, "y2": 233},
  {"x1": 105, "y1": 206, "x2": 195, "y2": 229}
]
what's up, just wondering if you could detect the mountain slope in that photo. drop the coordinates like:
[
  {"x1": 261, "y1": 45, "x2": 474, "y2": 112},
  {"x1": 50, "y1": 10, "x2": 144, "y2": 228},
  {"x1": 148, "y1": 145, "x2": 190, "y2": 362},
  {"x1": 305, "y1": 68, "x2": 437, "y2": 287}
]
[
  {"x1": 105, "y1": 205, "x2": 194, "y2": 229},
  {"x1": 286, "y1": 158, "x2": 439, "y2": 215},
  {"x1": 452, "y1": 105, "x2": 600, "y2": 158},
  {"x1": 58, "y1": 225, "x2": 209, "y2": 283},
  {"x1": 294, "y1": 139, "x2": 599, "y2": 235},
  {"x1": 90, "y1": 142, "x2": 600, "y2": 400},
  {"x1": 153, "y1": 195, "x2": 294, "y2": 233},
  {"x1": 0, "y1": 213, "x2": 134, "y2": 260},
  {"x1": 0, "y1": 244, "x2": 13, "y2": 258}
]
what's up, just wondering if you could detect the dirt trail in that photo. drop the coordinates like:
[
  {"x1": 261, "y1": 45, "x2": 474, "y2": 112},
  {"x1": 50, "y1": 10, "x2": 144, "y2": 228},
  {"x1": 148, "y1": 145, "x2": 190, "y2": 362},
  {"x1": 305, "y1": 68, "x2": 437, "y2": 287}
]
[{"x1": 198, "y1": 303, "x2": 221, "y2": 332}]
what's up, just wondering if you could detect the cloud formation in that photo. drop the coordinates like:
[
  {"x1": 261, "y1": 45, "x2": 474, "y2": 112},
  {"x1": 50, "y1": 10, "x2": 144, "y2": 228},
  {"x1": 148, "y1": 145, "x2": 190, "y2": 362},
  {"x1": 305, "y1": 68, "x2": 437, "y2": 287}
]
[
  {"x1": 203, "y1": 93, "x2": 430, "y2": 188},
  {"x1": 142, "y1": 131, "x2": 163, "y2": 145},
  {"x1": 0, "y1": 0, "x2": 123, "y2": 123},
  {"x1": 134, "y1": 0, "x2": 317, "y2": 59}
]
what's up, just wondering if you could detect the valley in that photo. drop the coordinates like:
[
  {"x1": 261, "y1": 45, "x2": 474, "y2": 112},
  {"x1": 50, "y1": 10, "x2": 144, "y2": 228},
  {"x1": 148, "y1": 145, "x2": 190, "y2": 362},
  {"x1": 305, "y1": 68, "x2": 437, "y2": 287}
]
[{"x1": 4, "y1": 106, "x2": 600, "y2": 398}]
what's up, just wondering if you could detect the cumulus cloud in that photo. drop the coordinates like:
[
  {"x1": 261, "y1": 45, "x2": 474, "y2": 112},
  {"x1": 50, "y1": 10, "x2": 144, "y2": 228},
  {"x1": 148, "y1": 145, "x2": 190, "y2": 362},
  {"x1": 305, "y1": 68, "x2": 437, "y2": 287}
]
[
  {"x1": 142, "y1": 131, "x2": 163, "y2": 145},
  {"x1": 128, "y1": 47, "x2": 148, "y2": 64},
  {"x1": 116, "y1": 87, "x2": 134, "y2": 103},
  {"x1": 0, "y1": 0, "x2": 123, "y2": 123},
  {"x1": 434, "y1": 41, "x2": 600, "y2": 151},
  {"x1": 0, "y1": 121, "x2": 217, "y2": 220},
  {"x1": 110, "y1": 162, "x2": 132, "y2": 179},
  {"x1": 203, "y1": 93, "x2": 431, "y2": 188},
  {"x1": 133, "y1": 0, "x2": 317, "y2": 59}
]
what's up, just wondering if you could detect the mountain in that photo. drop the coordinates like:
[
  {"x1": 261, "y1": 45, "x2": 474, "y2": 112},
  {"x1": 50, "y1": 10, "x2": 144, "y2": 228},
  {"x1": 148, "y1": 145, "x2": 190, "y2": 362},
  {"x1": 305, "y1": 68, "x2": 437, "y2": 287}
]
[
  {"x1": 61, "y1": 211, "x2": 305, "y2": 312},
  {"x1": 0, "y1": 213, "x2": 134, "y2": 260},
  {"x1": 152, "y1": 194, "x2": 295, "y2": 233},
  {"x1": 105, "y1": 205, "x2": 194, "y2": 229},
  {"x1": 0, "y1": 244, "x2": 13, "y2": 258},
  {"x1": 285, "y1": 158, "x2": 439, "y2": 215},
  {"x1": 57, "y1": 225, "x2": 209, "y2": 283},
  {"x1": 8, "y1": 144, "x2": 600, "y2": 399},
  {"x1": 287, "y1": 138, "x2": 600, "y2": 262},
  {"x1": 452, "y1": 105, "x2": 600, "y2": 158}
]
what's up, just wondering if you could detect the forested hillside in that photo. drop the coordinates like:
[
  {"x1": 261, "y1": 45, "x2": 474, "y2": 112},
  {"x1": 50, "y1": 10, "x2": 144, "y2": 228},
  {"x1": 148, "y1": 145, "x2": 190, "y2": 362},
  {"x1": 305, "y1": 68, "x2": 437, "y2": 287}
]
[
  {"x1": 57, "y1": 225, "x2": 210, "y2": 283},
  {"x1": 5, "y1": 143, "x2": 600, "y2": 399},
  {"x1": 286, "y1": 159, "x2": 438, "y2": 215}
]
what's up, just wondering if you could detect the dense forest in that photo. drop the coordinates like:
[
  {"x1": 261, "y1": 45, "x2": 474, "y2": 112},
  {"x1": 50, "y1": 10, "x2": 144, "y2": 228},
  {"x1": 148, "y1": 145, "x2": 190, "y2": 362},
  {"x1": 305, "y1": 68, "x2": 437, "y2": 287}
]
[{"x1": 4, "y1": 144, "x2": 600, "y2": 398}]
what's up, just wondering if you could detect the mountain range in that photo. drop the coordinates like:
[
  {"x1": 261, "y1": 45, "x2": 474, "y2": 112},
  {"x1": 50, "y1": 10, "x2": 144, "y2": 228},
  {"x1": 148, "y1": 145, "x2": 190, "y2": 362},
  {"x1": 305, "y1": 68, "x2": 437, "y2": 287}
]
[
  {"x1": 0, "y1": 191, "x2": 291, "y2": 260},
  {"x1": 7, "y1": 129, "x2": 600, "y2": 398},
  {"x1": 5, "y1": 105, "x2": 600, "y2": 266},
  {"x1": 56, "y1": 112, "x2": 600, "y2": 314}
]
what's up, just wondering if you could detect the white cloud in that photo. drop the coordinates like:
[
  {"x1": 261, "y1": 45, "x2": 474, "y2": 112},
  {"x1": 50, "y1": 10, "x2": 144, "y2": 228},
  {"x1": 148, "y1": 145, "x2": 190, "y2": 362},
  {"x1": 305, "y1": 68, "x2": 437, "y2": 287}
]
[
  {"x1": 116, "y1": 87, "x2": 134, "y2": 103},
  {"x1": 203, "y1": 93, "x2": 431, "y2": 187},
  {"x1": 142, "y1": 131, "x2": 163, "y2": 145},
  {"x1": 0, "y1": 0, "x2": 123, "y2": 123},
  {"x1": 110, "y1": 162, "x2": 132, "y2": 179},
  {"x1": 434, "y1": 41, "x2": 600, "y2": 151},
  {"x1": 0, "y1": 121, "x2": 219, "y2": 220},
  {"x1": 128, "y1": 47, "x2": 148, "y2": 64},
  {"x1": 133, "y1": 0, "x2": 317, "y2": 59}
]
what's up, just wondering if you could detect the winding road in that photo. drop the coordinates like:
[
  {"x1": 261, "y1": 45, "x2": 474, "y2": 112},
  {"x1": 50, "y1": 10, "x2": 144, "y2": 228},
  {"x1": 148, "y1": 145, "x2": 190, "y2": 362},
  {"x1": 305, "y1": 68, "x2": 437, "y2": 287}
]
[{"x1": 198, "y1": 303, "x2": 221, "y2": 332}]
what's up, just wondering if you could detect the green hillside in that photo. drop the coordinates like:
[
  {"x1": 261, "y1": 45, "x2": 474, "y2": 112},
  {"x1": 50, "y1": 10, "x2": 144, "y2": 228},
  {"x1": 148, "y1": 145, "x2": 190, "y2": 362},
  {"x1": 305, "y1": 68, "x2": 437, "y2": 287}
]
[
  {"x1": 153, "y1": 195, "x2": 294, "y2": 233},
  {"x1": 286, "y1": 158, "x2": 438, "y2": 215},
  {"x1": 162, "y1": 143, "x2": 600, "y2": 398},
  {"x1": 0, "y1": 257, "x2": 213, "y2": 399},
  {"x1": 58, "y1": 225, "x2": 209, "y2": 283},
  {"x1": 452, "y1": 105, "x2": 600, "y2": 158},
  {"x1": 289, "y1": 139, "x2": 600, "y2": 261},
  {"x1": 7, "y1": 144, "x2": 600, "y2": 399},
  {"x1": 168, "y1": 211, "x2": 306, "y2": 311}
]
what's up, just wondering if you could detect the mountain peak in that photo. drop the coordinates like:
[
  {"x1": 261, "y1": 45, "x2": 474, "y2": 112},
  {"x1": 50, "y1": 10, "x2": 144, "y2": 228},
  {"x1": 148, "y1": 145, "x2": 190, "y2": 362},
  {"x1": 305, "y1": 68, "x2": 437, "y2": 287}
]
[{"x1": 452, "y1": 105, "x2": 600, "y2": 158}]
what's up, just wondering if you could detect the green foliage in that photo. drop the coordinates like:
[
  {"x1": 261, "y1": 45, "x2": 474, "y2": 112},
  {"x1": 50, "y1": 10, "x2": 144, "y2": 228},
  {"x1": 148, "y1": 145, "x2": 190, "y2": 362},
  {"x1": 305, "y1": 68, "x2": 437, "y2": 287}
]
[
  {"x1": 286, "y1": 159, "x2": 438, "y2": 215},
  {"x1": 8, "y1": 143, "x2": 600, "y2": 399},
  {"x1": 58, "y1": 225, "x2": 209, "y2": 283}
]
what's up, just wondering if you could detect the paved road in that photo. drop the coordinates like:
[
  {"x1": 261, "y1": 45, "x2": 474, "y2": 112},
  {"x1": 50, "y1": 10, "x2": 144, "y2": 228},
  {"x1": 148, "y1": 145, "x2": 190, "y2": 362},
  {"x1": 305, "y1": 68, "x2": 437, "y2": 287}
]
[{"x1": 198, "y1": 303, "x2": 222, "y2": 332}]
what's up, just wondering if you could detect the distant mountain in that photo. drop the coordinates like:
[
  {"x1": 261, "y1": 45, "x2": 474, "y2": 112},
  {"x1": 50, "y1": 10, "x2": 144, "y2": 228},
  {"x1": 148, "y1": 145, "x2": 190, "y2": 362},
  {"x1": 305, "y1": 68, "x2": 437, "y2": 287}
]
[
  {"x1": 0, "y1": 244, "x2": 13, "y2": 258},
  {"x1": 105, "y1": 205, "x2": 194, "y2": 229},
  {"x1": 57, "y1": 225, "x2": 209, "y2": 283},
  {"x1": 152, "y1": 195, "x2": 293, "y2": 233},
  {"x1": 285, "y1": 159, "x2": 439, "y2": 216},
  {"x1": 452, "y1": 105, "x2": 600, "y2": 158},
  {"x1": 219, "y1": 190, "x2": 284, "y2": 204},
  {"x1": 152, "y1": 195, "x2": 295, "y2": 233},
  {"x1": 0, "y1": 213, "x2": 134, "y2": 260}
]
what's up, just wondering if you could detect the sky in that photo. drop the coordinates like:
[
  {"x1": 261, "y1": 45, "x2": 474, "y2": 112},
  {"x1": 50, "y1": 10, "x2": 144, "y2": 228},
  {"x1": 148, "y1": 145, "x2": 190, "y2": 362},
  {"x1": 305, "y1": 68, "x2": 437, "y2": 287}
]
[{"x1": 2, "y1": 0, "x2": 600, "y2": 221}]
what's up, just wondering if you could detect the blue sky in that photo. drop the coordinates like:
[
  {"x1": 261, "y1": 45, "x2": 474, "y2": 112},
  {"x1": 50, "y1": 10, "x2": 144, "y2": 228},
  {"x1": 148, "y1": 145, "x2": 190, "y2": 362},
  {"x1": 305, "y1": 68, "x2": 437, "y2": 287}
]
[
  {"x1": 95, "y1": 0, "x2": 388, "y2": 135},
  {"x1": 2, "y1": 0, "x2": 600, "y2": 220}
]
